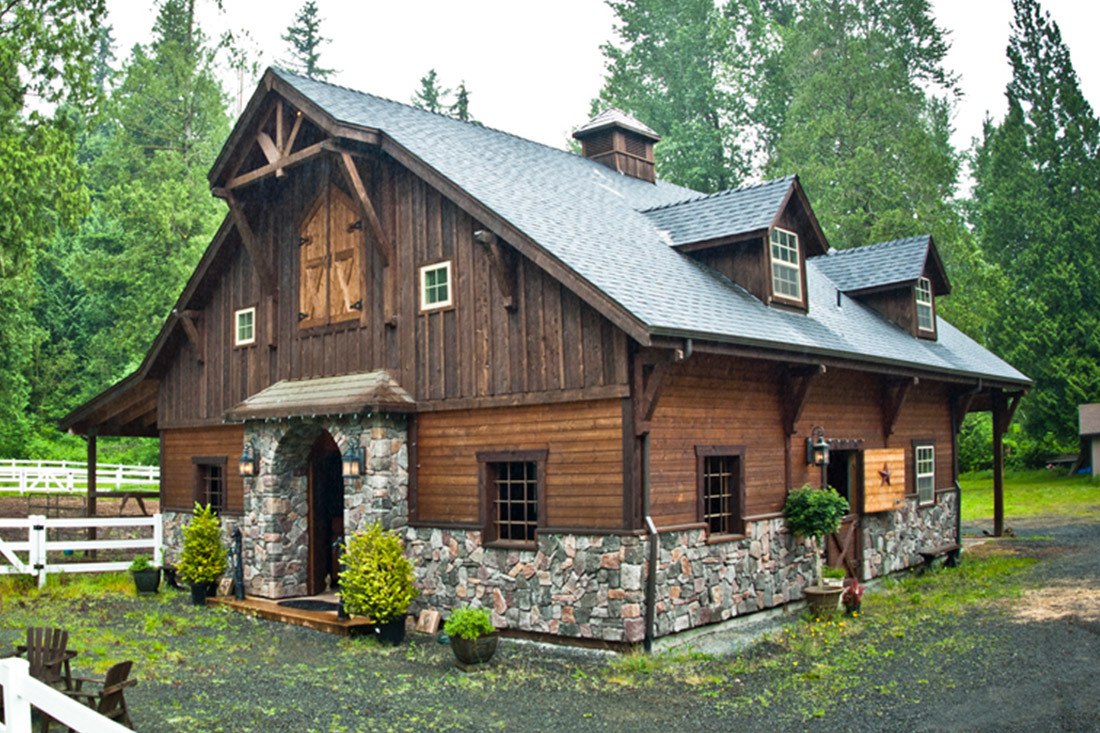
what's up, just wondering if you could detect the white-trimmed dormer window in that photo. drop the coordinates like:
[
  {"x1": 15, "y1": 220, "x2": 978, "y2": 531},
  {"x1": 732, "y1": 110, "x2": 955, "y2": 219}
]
[
  {"x1": 234, "y1": 307, "x2": 256, "y2": 346},
  {"x1": 419, "y1": 260, "x2": 453, "y2": 311},
  {"x1": 916, "y1": 277, "x2": 934, "y2": 332},
  {"x1": 770, "y1": 228, "x2": 802, "y2": 301}
]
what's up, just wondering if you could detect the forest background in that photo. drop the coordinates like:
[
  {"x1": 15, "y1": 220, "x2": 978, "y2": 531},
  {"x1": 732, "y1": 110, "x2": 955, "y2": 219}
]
[{"x1": 2, "y1": 0, "x2": 1096, "y2": 472}]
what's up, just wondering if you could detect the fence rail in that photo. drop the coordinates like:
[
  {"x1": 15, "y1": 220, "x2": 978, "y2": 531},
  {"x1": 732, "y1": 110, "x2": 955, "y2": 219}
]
[
  {"x1": 0, "y1": 658, "x2": 131, "y2": 733},
  {"x1": 0, "y1": 515, "x2": 163, "y2": 587},
  {"x1": 0, "y1": 460, "x2": 159, "y2": 495}
]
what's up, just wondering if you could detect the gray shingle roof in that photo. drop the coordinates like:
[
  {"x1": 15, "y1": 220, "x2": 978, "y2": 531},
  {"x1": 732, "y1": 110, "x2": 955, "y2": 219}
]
[
  {"x1": 641, "y1": 176, "x2": 794, "y2": 247},
  {"x1": 574, "y1": 108, "x2": 660, "y2": 140},
  {"x1": 812, "y1": 236, "x2": 933, "y2": 293},
  {"x1": 1081, "y1": 404, "x2": 1100, "y2": 436},
  {"x1": 273, "y1": 69, "x2": 1029, "y2": 387}
]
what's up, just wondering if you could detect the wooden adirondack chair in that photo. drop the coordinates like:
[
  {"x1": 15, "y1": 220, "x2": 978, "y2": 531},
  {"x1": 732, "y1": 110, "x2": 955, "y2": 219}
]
[
  {"x1": 16, "y1": 627, "x2": 75, "y2": 689},
  {"x1": 64, "y1": 660, "x2": 136, "y2": 730}
]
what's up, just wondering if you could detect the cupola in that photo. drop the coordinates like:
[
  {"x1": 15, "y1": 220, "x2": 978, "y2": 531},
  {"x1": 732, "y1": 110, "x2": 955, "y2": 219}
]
[{"x1": 573, "y1": 109, "x2": 660, "y2": 183}]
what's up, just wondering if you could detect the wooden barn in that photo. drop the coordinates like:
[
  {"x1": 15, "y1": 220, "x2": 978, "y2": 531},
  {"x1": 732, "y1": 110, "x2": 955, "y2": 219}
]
[{"x1": 62, "y1": 68, "x2": 1030, "y2": 645}]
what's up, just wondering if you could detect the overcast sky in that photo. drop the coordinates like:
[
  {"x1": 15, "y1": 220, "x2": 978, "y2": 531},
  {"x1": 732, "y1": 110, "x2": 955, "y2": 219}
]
[{"x1": 105, "y1": 0, "x2": 1100, "y2": 166}]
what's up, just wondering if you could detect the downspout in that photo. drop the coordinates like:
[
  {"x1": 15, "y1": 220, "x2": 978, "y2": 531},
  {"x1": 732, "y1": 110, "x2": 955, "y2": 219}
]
[{"x1": 643, "y1": 434, "x2": 657, "y2": 652}]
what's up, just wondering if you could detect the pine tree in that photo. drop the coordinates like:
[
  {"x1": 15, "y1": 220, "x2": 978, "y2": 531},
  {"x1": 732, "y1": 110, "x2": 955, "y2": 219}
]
[
  {"x1": 412, "y1": 69, "x2": 449, "y2": 115},
  {"x1": 451, "y1": 81, "x2": 473, "y2": 122},
  {"x1": 281, "y1": 0, "x2": 335, "y2": 79}
]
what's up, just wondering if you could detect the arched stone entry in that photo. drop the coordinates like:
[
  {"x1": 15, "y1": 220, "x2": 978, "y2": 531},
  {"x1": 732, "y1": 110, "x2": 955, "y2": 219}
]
[{"x1": 239, "y1": 414, "x2": 409, "y2": 599}]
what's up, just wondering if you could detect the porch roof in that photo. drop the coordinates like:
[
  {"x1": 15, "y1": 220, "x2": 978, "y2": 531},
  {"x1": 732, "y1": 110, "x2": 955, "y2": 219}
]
[{"x1": 225, "y1": 371, "x2": 416, "y2": 422}]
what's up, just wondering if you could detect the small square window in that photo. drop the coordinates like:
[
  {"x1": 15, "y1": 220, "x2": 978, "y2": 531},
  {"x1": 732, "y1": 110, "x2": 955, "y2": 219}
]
[
  {"x1": 696, "y1": 446, "x2": 745, "y2": 537},
  {"x1": 915, "y1": 445, "x2": 935, "y2": 506},
  {"x1": 770, "y1": 228, "x2": 802, "y2": 301},
  {"x1": 235, "y1": 307, "x2": 256, "y2": 346},
  {"x1": 479, "y1": 450, "x2": 546, "y2": 548},
  {"x1": 419, "y1": 261, "x2": 453, "y2": 311},
  {"x1": 192, "y1": 457, "x2": 227, "y2": 512},
  {"x1": 915, "y1": 277, "x2": 934, "y2": 332}
]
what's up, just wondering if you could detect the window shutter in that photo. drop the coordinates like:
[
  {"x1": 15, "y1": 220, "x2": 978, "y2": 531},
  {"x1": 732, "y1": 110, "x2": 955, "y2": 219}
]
[
  {"x1": 328, "y1": 190, "x2": 363, "y2": 324},
  {"x1": 862, "y1": 448, "x2": 906, "y2": 513},
  {"x1": 298, "y1": 199, "x2": 328, "y2": 328}
]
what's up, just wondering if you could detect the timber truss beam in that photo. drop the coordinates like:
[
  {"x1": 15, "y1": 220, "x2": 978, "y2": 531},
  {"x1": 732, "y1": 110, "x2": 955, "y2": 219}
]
[
  {"x1": 781, "y1": 364, "x2": 825, "y2": 435},
  {"x1": 474, "y1": 229, "x2": 518, "y2": 311},
  {"x1": 882, "y1": 376, "x2": 919, "y2": 438},
  {"x1": 173, "y1": 309, "x2": 204, "y2": 364},
  {"x1": 218, "y1": 191, "x2": 277, "y2": 296}
]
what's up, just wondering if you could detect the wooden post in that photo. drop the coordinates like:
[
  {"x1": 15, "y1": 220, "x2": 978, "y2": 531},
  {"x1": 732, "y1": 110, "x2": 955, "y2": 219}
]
[
  {"x1": 992, "y1": 389, "x2": 1006, "y2": 537},
  {"x1": 87, "y1": 430, "x2": 98, "y2": 556}
]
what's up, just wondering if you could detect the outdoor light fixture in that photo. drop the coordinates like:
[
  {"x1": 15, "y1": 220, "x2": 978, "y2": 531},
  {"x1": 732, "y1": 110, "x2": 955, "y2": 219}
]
[
  {"x1": 341, "y1": 443, "x2": 366, "y2": 479},
  {"x1": 806, "y1": 426, "x2": 830, "y2": 467},
  {"x1": 238, "y1": 442, "x2": 259, "y2": 478}
]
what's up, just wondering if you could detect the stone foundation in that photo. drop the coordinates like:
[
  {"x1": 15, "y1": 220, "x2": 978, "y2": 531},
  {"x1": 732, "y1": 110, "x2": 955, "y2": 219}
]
[
  {"x1": 161, "y1": 510, "x2": 242, "y2": 569},
  {"x1": 861, "y1": 490, "x2": 958, "y2": 578}
]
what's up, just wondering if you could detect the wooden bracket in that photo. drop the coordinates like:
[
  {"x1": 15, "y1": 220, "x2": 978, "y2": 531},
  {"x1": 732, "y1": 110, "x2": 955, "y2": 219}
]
[
  {"x1": 337, "y1": 149, "x2": 397, "y2": 326},
  {"x1": 174, "y1": 309, "x2": 204, "y2": 364},
  {"x1": 222, "y1": 191, "x2": 277, "y2": 296},
  {"x1": 882, "y1": 376, "x2": 918, "y2": 438},
  {"x1": 632, "y1": 349, "x2": 679, "y2": 436},
  {"x1": 474, "y1": 229, "x2": 518, "y2": 311},
  {"x1": 952, "y1": 382, "x2": 981, "y2": 432},
  {"x1": 781, "y1": 364, "x2": 825, "y2": 435}
]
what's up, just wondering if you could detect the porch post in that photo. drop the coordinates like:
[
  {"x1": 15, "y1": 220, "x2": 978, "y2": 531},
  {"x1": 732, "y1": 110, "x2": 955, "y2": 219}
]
[
  {"x1": 87, "y1": 429, "x2": 98, "y2": 555},
  {"x1": 992, "y1": 389, "x2": 1006, "y2": 537}
]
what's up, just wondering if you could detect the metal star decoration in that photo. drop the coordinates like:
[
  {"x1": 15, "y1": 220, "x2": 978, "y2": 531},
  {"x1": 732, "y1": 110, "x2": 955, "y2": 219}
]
[{"x1": 878, "y1": 463, "x2": 892, "y2": 485}]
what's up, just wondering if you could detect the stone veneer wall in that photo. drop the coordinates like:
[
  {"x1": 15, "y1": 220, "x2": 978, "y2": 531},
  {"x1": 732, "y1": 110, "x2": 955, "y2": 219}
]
[{"x1": 861, "y1": 490, "x2": 958, "y2": 579}]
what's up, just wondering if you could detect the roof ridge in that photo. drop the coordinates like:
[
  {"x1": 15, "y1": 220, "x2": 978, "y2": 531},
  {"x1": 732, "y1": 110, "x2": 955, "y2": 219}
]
[
  {"x1": 824, "y1": 234, "x2": 930, "y2": 257},
  {"x1": 639, "y1": 174, "x2": 796, "y2": 214}
]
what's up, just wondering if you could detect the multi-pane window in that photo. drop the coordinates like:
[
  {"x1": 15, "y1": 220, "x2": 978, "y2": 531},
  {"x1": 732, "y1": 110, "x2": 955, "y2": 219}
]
[
  {"x1": 235, "y1": 307, "x2": 255, "y2": 346},
  {"x1": 480, "y1": 451, "x2": 546, "y2": 548},
  {"x1": 419, "y1": 261, "x2": 453, "y2": 311},
  {"x1": 770, "y1": 228, "x2": 802, "y2": 301},
  {"x1": 915, "y1": 445, "x2": 935, "y2": 505},
  {"x1": 193, "y1": 458, "x2": 226, "y2": 512},
  {"x1": 697, "y1": 446, "x2": 745, "y2": 537},
  {"x1": 916, "y1": 277, "x2": 934, "y2": 332}
]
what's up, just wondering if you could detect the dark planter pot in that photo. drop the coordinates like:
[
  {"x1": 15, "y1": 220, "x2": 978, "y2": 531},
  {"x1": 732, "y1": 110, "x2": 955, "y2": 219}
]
[
  {"x1": 804, "y1": 585, "x2": 844, "y2": 617},
  {"x1": 189, "y1": 582, "x2": 209, "y2": 606},
  {"x1": 451, "y1": 633, "x2": 499, "y2": 667},
  {"x1": 844, "y1": 601, "x2": 862, "y2": 617},
  {"x1": 374, "y1": 618, "x2": 406, "y2": 645},
  {"x1": 131, "y1": 568, "x2": 161, "y2": 594}
]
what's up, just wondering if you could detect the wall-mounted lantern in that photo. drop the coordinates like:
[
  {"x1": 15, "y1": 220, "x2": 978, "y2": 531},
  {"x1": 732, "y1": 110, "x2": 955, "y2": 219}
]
[
  {"x1": 806, "y1": 426, "x2": 830, "y2": 467},
  {"x1": 238, "y1": 442, "x2": 259, "y2": 478},
  {"x1": 342, "y1": 443, "x2": 366, "y2": 479}
]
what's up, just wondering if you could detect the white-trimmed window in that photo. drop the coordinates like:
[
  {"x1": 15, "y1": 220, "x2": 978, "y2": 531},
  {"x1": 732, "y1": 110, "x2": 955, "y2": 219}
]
[
  {"x1": 234, "y1": 307, "x2": 256, "y2": 346},
  {"x1": 915, "y1": 445, "x2": 935, "y2": 505},
  {"x1": 419, "y1": 261, "x2": 452, "y2": 311},
  {"x1": 916, "y1": 277, "x2": 934, "y2": 332},
  {"x1": 770, "y1": 228, "x2": 802, "y2": 301}
]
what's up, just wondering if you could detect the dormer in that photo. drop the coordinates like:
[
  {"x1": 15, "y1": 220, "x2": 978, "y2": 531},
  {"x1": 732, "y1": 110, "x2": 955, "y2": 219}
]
[
  {"x1": 812, "y1": 235, "x2": 951, "y2": 340},
  {"x1": 642, "y1": 175, "x2": 829, "y2": 311},
  {"x1": 573, "y1": 109, "x2": 660, "y2": 183}
]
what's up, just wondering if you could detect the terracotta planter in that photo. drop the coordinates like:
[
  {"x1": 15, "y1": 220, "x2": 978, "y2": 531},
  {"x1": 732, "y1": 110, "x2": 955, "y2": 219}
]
[
  {"x1": 131, "y1": 568, "x2": 161, "y2": 594},
  {"x1": 804, "y1": 585, "x2": 843, "y2": 616},
  {"x1": 451, "y1": 633, "x2": 499, "y2": 666}
]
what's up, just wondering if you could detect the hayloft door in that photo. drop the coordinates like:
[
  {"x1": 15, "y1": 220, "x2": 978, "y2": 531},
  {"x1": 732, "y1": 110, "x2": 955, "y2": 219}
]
[
  {"x1": 307, "y1": 432, "x2": 344, "y2": 595},
  {"x1": 825, "y1": 450, "x2": 862, "y2": 578}
]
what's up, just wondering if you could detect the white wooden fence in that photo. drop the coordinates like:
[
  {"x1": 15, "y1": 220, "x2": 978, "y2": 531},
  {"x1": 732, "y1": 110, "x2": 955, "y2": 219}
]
[
  {"x1": 0, "y1": 515, "x2": 163, "y2": 587},
  {"x1": 0, "y1": 658, "x2": 131, "y2": 733},
  {"x1": 0, "y1": 460, "x2": 159, "y2": 495}
]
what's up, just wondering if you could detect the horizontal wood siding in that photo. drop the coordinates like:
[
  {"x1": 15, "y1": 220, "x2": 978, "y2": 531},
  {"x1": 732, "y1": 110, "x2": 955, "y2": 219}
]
[
  {"x1": 415, "y1": 400, "x2": 624, "y2": 529},
  {"x1": 647, "y1": 354, "x2": 787, "y2": 527},
  {"x1": 161, "y1": 425, "x2": 245, "y2": 513},
  {"x1": 158, "y1": 135, "x2": 627, "y2": 429}
]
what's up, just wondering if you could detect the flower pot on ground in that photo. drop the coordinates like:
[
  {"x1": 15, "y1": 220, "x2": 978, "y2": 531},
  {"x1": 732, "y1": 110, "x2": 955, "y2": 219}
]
[
  {"x1": 339, "y1": 522, "x2": 418, "y2": 644},
  {"x1": 783, "y1": 484, "x2": 850, "y2": 612},
  {"x1": 821, "y1": 565, "x2": 846, "y2": 588},
  {"x1": 444, "y1": 607, "x2": 499, "y2": 667},
  {"x1": 129, "y1": 555, "x2": 161, "y2": 594},
  {"x1": 176, "y1": 503, "x2": 228, "y2": 607}
]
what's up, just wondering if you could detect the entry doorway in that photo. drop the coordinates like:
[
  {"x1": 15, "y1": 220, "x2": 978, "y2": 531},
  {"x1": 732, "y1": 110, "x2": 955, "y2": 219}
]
[
  {"x1": 308, "y1": 432, "x2": 344, "y2": 595},
  {"x1": 825, "y1": 449, "x2": 862, "y2": 578}
]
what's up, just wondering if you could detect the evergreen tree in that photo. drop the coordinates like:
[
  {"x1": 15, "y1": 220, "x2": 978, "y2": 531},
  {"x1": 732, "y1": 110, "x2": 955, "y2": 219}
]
[
  {"x1": 971, "y1": 0, "x2": 1100, "y2": 445},
  {"x1": 412, "y1": 69, "x2": 449, "y2": 115},
  {"x1": 451, "y1": 81, "x2": 473, "y2": 122},
  {"x1": 281, "y1": 0, "x2": 335, "y2": 79}
]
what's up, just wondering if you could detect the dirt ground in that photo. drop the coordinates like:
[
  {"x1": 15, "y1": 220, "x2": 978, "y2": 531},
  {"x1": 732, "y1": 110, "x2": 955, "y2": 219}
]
[{"x1": 0, "y1": 494, "x2": 160, "y2": 520}]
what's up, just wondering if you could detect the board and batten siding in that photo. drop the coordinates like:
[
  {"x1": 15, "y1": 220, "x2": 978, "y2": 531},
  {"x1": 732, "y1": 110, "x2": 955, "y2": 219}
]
[
  {"x1": 414, "y1": 399, "x2": 624, "y2": 530},
  {"x1": 161, "y1": 425, "x2": 245, "y2": 514},
  {"x1": 157, "y1": 152, "x2": 627, "y2": 429}
]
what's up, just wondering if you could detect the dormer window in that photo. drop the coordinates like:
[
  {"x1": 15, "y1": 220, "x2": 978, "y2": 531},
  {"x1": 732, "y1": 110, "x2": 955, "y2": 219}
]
[
  {"x1": 770, "y1": 228, "x2": 802, "y2": 301},
  {"x1": 916, "y1": 277, "x2": 934, "y2": 332}
]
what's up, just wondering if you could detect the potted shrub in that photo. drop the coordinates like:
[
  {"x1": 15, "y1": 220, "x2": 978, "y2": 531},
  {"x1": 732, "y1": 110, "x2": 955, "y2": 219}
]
[
  {"x1": 339, "y1": 522, "x2": 417, "y2": 644},
  {"x1": 444, "y1": 606, "x2": 498, "y2": 667},
  {"x1": 784, "y1": 484, "x2": 849, "y2": 616},
  {"x1": 176, "y1": 503, "x2": 228, "y2": 606},
  {"x1": 821, "y1": 564, "x2": 846, "y2": 588},
  {"x1": 129, "y1": 554, "x2": 161, "y2": 595}
]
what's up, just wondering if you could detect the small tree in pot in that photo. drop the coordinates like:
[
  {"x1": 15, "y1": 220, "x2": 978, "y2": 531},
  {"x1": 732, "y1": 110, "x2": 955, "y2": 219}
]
[
  {"x1": 444, "y1": 606, "x2": 498, "y2": 668},
  {"x1": 339, "y1": 522, "x2": 418, "y2": 644},
  {"x1": 176, "y1": 503, "x2": 228, "y2": 606},
  {"x1": 784, "y1": 485, "x2": 849, "y2": 615}
]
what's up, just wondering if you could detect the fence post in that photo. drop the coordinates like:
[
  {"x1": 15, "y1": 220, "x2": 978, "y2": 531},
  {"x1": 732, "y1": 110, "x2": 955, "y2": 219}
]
[
  {"x1": 28, "y1": 515, "x2": 47, "y2": 589},
  {"x1": 1, "y1": 656, "x2": 33, "y2": 733},
  {"x1": 153, "y1": 514, "x2": 164, "y2": 568}
]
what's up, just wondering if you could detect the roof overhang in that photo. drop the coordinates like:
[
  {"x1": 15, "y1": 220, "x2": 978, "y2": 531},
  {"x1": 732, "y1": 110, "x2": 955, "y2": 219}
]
[
  {"x1": 59, "y1": 374, "x2": 159, "y2": 437},
  {"x1": 225, "y1": 371, "x2": 416, "y2": 422}
]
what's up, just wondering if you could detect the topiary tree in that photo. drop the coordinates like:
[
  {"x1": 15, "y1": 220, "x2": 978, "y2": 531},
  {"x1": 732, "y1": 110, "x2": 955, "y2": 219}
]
[
  {"x1": 339, "y1": 522, "x2": 417, "y2": 625},
  {"x1": 177, "y1": 503, "x2": 228, "y2": 586},
  {"x1": 783, "y1": 485, "x2": 849, "y2": 588}
]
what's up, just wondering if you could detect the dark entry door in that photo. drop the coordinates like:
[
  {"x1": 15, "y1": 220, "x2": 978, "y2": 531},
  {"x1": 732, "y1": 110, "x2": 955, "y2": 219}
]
[
  {"x1": 825, "y1": 450, "x2": 862, "y2": 579},
  {"x1": 308, "y1": 433, "x2": 344, "y2": 595}
]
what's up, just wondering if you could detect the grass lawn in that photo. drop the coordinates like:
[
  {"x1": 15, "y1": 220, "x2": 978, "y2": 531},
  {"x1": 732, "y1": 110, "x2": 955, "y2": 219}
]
[{"x1": 959, "y1": 469, "x2": 1099, "y2": 523}]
